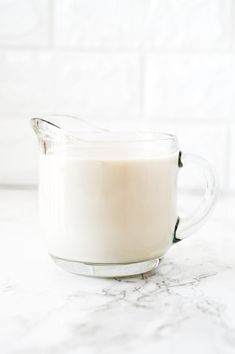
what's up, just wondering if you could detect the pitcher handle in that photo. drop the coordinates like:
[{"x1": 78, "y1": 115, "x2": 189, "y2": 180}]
[{"x1": 173, "y1": 152, "x2": 218, "y2": 242}]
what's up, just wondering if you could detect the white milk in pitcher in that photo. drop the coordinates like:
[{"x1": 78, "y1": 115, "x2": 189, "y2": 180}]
[{"x1": 39, "y1": 148, "x2": 179, "y2": 264}]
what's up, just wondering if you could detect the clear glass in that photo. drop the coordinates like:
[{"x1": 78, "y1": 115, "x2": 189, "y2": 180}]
[{"x1": 31, "y1": 115, "x2": 217, "y2": 277}]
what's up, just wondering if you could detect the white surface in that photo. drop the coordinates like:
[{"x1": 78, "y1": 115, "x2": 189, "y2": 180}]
[
  {"x1": 0, "y1": 188, "x2": 235, "y2": 354},
  {"x1": 229, "y1": 126, "x2": 235, "y2": 190}
]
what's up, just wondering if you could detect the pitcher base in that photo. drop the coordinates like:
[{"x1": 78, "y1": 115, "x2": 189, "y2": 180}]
[{"x1": 50, "y1": 255, "x2": 159, "y2": 278}]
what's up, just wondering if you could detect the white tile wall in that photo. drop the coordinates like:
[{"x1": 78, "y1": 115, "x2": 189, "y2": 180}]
[
  {"x1": 0, "y1": 118, "x2": 37, "y2": 184},
  {"x1": 0, "y1": 0, "x2": 50, "y2": 47},
  {"x1": 54, "y1": 0, "x2": 231, "y2": 49},
  {"x1": 0, "y1": 52, "x2": 140, "y2": 118},
  {"x1": 0, "y1": 0, "x2": 234, "y2": 190},
  {"x1": 145, "y1": 54, "x2": 235, "y2": 119}
]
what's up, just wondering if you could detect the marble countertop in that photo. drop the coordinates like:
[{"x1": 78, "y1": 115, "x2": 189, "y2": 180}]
[{"x1": 0, "y1": 188, "x2": 235, "y2": 354}]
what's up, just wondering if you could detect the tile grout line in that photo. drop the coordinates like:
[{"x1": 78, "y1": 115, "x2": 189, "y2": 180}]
[
  {"x1": 0, "y1": 47, "x2": 233, "y2": 54},
  {"x1": 0, "y1": 184, "x2": 37, "y2": 190},
  {"x1": 0, "y1": 115, "x2": 233, "y2": 125}
]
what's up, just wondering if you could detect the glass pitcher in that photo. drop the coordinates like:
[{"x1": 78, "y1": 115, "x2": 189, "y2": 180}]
[{"x1": 31, "y1": 115, "x2": 217, "y2": 277}]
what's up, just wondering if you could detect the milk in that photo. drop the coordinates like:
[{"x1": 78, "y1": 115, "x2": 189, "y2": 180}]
[{"x1": 39, "y1": 148, "x2": 179, "y2": 264}]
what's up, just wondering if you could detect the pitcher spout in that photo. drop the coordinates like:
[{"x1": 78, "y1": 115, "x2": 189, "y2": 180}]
[
  {"x1": 31, "y1": 114, "x2": 109, "y2": 142},
  {"x1": 31, "y1": 116, "x2": 67, "y2": 139},
  {"x1": 31, "y1": 117, "x2": 69, "y2": 154}
]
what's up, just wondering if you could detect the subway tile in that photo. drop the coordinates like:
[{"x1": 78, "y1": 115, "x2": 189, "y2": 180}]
[
  {"x1": 54, "y1": 0, "x2": 231, "y2": 49},
  {"x1": 0, "y1": 51, "x2": 140, "y2": 118},
  {"x1": 0, "y1": 118, "x2": 37, "y2": 185},
  {"x1": 0, "y1": 0, "x2": 49, "y2": 47},
  {"x1": 145, "y1": 54, "x2": 235, "y2": 119}
]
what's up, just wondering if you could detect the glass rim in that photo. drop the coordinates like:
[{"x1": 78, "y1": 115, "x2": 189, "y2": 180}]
[{"x1": 31, "y1": 117, "x2": 179, "y2": 146}]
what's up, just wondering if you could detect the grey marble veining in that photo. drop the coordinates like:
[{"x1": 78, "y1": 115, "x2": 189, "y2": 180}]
[{"x1": 0, "y1": 189, "x2": 235, "y2": 354}]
